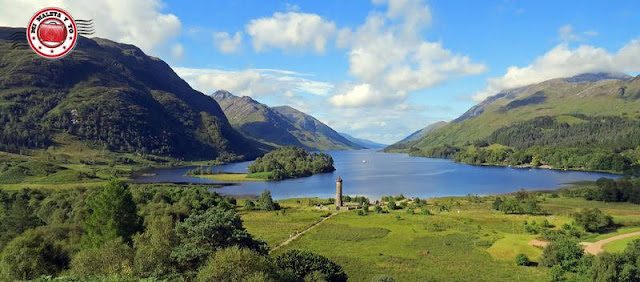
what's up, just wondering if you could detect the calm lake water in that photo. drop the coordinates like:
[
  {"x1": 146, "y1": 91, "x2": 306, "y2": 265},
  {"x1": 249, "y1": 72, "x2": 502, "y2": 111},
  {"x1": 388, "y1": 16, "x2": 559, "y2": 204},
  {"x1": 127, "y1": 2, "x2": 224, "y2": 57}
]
[{"x1": 132, "y1": 150, "x2": 617, "y2": 200}]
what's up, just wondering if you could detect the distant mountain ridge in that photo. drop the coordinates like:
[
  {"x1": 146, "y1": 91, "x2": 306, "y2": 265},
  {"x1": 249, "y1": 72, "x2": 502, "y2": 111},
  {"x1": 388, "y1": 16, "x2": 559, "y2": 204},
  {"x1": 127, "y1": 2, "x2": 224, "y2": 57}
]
[
  {"x1": 212, "y1": 91, "x2": 363, "y2": 150},
  {"x1": 385, "y1": 71, "x2": 640, "y2": 173},
  {"x1": 0, "y1": 27, "x2": 259, "y2": 161},
  {"x1": 339, "y1": 133, "x2": 387, "y2": 149},
  {"x1": 399, "y1": 121, "x2": 448, "y2": 143}
]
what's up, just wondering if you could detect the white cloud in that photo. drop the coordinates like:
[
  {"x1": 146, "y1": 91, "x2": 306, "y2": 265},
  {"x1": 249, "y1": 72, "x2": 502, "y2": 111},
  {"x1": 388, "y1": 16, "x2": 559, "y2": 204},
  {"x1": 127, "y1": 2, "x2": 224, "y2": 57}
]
[
  {"x1": 213, "y1": 31, "x2": 243, "y2": 54},
  {"x1": 246, "y1": 12, "x2": 337, "y2": 53},
  {"x1": 559, "y1": 24, "x2": 599, "y2": 42},
  {"x1": 330, "y1": 83, "x2": 386, "y2": 107},
  {"x1": 173, "y1": 67, "x2": 334, "y2": 97},
  {"x1": 583, "y1": 30, "x2": 599, "y2": 37},
  {"x1": 171, "y1": 43, "x2": 184, "y2": 60},
  {"x1": 0, "y1": 0, "x2": 181, "y2": 53},
  {"x1": 558, "y1": 25, "x2": 580, "y2": 42},
  {"x1": 329, "y1": 0, "x2": 486, "y2": 108},
  {"x1": 472, "y1": 40, "x2": 640, "y2": 101}
]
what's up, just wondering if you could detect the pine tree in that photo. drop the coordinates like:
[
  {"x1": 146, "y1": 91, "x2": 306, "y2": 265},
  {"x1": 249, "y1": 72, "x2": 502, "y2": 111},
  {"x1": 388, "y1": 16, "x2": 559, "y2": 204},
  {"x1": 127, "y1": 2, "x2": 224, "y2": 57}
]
[{"x1": 83, "y1": 180, "x2": 142, "y2": 247}]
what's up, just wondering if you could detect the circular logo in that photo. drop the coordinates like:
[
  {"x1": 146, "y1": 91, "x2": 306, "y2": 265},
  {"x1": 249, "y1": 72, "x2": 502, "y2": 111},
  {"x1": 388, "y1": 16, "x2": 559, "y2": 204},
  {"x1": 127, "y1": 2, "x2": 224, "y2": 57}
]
[{"x1": 27, "y1": 7, "x2": 77, "y2": 59}]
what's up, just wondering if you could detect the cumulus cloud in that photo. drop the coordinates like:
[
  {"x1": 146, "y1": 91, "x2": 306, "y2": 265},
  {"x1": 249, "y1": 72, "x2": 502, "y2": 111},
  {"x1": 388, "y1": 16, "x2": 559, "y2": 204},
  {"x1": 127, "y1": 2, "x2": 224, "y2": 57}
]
[
  {"x1": 329, "y1": 0, "x2": 486, "y2": 108},
  {"x1": 173, "y1": 67, "x2": 334, "y2": 97},
  {"x1": 246, "y1": 12, "x2": 337, "y2": 53},
  {"x1": 472, "y1": 40, "x2": 640, "y2": 101},
  {"x1": 0, "y1": 0, "x2": 181, "y2": 53},
  {"x1": 213, "y1": 31, "x2": 243, "y2": 54}
]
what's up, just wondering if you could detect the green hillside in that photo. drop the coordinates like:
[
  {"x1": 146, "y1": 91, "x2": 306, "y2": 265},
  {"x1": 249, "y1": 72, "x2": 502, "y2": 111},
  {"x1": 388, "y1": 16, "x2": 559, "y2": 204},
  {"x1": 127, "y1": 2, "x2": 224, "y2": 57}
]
[
  {"x1": 387, "y1": 73, "x2": 640, "y2": 173},
  {"x1": 213, "y1": 90, "x2": 363, "y2": 150},
  {"x1": 0, "y1": 27, "x2": 260, "y2": 162}
]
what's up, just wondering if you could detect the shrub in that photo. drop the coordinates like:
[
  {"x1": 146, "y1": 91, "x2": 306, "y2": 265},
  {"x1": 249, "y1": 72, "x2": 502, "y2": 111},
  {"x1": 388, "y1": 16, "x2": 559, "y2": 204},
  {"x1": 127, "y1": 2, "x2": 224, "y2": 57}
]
[
  {"x1": 540, "y1": 237, "x2": 583, "y2": 271},
  {"x1": 547, "y1": 265, "x2": 565, "y2": 282},
  {"x1": 275, "y1": 249, "x2": 347, "y2": 282},
  {"x1": 0, "y1": 225, "x2": 82, "y2": 280},
  {"x1": 196, "y1": 246, "x2": 280, "y2": 282},
  {"x1": 70, "y1": 238, "x2": 134, "y2": 278},
  {"x1": 257, "y1": 190, "x2": 280, "y2": 211},
  {"x1": 515, "y1": 253, "x2": 530, "y2": 266},
  {"x1": 244, "y1": 200, "x2": 256, "y2": 210},
  {"x1": 571, "y1": 208, "x2": 614, "y2": 232},
  {"x1": 172, "y1": 206, "x2": 268, "y2": 270},
  {"x1": 386, "y1": 201, "x2": 397, "y2": 210}
]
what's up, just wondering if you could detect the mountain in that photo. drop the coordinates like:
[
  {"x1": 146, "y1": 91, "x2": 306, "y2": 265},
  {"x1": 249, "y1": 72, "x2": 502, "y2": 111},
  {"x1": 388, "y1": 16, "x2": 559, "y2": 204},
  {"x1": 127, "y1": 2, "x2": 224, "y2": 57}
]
[
  {"x1": 0, "y1": 27, "x2": 259, "y2": 161},
  {"x1": 398, "y1": 121, "x2": 449, "y2": 142},
  {"x1": 339, "y1": 133, "x2": 387, "y2": 149},
  {"x1": 212, "y1": 91, "x2": 363, "y2": 150},
  {"x1": 387, "y1": 72, "x2": 640, "y2": 173}
]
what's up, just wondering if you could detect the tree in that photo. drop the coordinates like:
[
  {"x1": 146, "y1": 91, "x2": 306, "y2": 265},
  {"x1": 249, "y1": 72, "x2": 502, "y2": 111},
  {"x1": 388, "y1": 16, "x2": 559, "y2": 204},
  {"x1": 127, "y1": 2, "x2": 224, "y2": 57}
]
[
  {"x1": 0, "y1": 190, "x2": 44, "y2": 250},
  {"x1": 0, "y1": 225, "x2": 81, "y2": 281},
  {"x1": 244, "y1": 200, "x2": 256, "y2": 210},
  {"x1": 84, "y1": 180, "x2": 142, "y2": 247},
  {"x1": 540, "y1": 237, "x2": 584, "y2": 271},
  {"x1": 515, "y1": 253, "x2": 530, "y2": 266},
  {"x1": 70, "y1": 238, "x2": 134, "y2": 278},
  {"x1": 589, "y1": 253, "x2": 632, "y2": 282},
  {"x1": 492, "y1": 197, "x2": 503, "y2": 210},
  {"x1": 196, "y1": 246, "x2": 280, "y2": 282},
  {"x1": 133, "y1": 215, "x2": 178, "y2": 278},
  {"x1": 547, "y1": 265, "x2": 565, "y2": 282},
  {"x1": 571, "y1": 208, "x2": 614, "y2": 232},
  {"x1": 257, "y1": 190, "x2": 279, "y2": 211},
  {"x1": 275, "y1": 249, "x2": 347, "y2": 282},
  {"x1": 172, "y1": 206, "x2": 268, "y2": 270}
]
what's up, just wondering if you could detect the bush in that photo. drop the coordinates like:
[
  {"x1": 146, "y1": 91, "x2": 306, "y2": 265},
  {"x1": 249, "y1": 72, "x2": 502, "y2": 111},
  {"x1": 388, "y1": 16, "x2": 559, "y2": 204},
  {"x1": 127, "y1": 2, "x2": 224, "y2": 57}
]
[
  {"x1": 133, "y1": 215, "x2": 178, "y2": 278},
  {"x1": 257, "y1": 190, "x2": 280, "y2": 211},
  {"x1": 547, "y1": 265, "x2": 565, "y2": 282},
  {"x1": 70, "y1": 238, "x2": 134, "y2": 278},
  {"x1": 386, "y1": 201, "x2": 397, "y2": 210},
  {"x1": 571, "y1": 208, "x2": 614, "y2": 232},
  {"x1": 275, "y1": 249, "x2": 347, "y2": 282},
  {"x1": 196, "y1": 246, "x2": 280, "y2": 282},
  {"x1": 173, "y1": 206, "x2": 268, "y2": 270},
  {"x1": 540, "y1": 237, "x2": 583, "y2": 271},
  {"x1": 515, "y1": 253, "x2": 530, "y2": 266},
  {"x1": 0, "y1": 225, "x2": 82, "y2": 280},
  {"x1": 244, "y1": 200, "x2": 256, "y2": 210}
]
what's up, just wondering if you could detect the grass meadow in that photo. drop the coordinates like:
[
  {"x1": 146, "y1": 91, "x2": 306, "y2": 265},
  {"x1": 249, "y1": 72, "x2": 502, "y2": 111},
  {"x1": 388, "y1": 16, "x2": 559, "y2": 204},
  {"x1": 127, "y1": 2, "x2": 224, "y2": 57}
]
[{"x1": 240, "y1": 196, "x2": 640, "y2": 281}]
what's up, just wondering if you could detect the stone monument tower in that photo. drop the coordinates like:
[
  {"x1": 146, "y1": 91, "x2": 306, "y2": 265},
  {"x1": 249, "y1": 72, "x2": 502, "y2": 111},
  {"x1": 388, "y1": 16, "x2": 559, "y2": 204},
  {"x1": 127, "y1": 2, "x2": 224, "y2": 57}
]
[{"x1": 335, "y1": 176, "x2": 343, "y2": 209}]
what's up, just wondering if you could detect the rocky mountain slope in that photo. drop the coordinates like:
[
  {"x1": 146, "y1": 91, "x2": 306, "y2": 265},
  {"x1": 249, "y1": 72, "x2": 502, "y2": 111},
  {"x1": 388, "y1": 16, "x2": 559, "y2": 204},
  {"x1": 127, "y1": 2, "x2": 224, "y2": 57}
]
[{"x1": 212, "y1": 91, "x2": 363, "y2": 150}]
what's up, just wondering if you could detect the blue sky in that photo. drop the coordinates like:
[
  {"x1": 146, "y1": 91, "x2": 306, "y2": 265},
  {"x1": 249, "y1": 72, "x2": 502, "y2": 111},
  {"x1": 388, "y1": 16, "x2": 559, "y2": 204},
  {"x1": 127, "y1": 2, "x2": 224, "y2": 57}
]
[{"x1": 2, "y1": 0, "x2": 640, "y2": 143}]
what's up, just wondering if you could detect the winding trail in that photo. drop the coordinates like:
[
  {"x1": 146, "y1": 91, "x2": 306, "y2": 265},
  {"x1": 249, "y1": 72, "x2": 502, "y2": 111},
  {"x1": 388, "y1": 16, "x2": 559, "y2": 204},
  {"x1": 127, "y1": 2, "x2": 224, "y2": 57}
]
[
  {"x1": 269, "y1": 212, "x2": 338, "y2": 254},
  {"x1": 580, "y1": 231, "x2": 640, "y2": 255}
]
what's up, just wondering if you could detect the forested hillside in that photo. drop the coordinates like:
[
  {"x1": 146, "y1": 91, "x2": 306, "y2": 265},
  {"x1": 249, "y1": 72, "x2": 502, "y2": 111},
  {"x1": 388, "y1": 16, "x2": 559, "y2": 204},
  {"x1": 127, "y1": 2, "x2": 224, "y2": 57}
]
[
  {"x1": 387, "y1": 73, "x2": 640, "y2": 173},
  {"x1": 0, "y1": 27, "x2": 259, "y2": 162}
]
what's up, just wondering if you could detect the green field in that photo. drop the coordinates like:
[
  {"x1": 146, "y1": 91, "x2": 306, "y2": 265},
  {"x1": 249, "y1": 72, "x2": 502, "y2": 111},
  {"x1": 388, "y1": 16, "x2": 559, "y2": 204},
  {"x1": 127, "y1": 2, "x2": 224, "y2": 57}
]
[
  {"x1": 603, "y1": 235, "x2": 640, "y2": 253},
  {"x1": 239, "y1": 196, "x2": 640, "y2": 281}
]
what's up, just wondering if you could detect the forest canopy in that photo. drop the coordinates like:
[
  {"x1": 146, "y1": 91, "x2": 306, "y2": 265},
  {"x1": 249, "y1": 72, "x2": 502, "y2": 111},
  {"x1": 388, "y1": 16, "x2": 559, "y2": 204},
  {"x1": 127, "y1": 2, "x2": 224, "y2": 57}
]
[{"x1": 247, "y1": 146, "x2": 335, "y2": 180}]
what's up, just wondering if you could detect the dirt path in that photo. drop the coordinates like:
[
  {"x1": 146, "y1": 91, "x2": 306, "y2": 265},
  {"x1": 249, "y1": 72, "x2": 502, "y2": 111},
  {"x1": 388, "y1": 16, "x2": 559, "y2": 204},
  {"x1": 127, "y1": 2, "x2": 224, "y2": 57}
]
[
  {"x1": 269, "y1": 212, "x2": 337, "y2": 254},
  {"x1": 581, "y1": 231, "x2": 640, "y2": 255}
]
